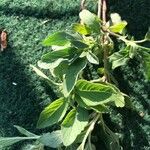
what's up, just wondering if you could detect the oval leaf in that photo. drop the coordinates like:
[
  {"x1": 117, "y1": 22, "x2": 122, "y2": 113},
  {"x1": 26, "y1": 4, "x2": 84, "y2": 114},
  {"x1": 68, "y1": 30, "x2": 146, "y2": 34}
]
[
  {"x1": 72, "y1": 23, "x2": 91, "y2": 35},
  {"x1": 79, "y1": 9, "x2": 100, "y2": 34},
  {"x1": 75, "y1": 80, "x2": 125, "y2": 107},
  {"x1": 37, "y1": 97, "x2": 68, "y2": 129},
  {"x1": 42, "y1": 32, "x2": 75, "y2": 46},
  {"x1": 86, "y1": 51, "x2": 99, "y2": 65},
  {"x1": 63, "y1": 58, "x2": 87, "y2": 97},
  {"x1": 38, "y1": 130, "x2": 62, "y2": 148},
  {"x1": 109, "y1": 21, "x2": 127, "y2": 34},
  {"x1": 41, "y1": 47, "x2": 77, "y2": 63},
  {"x1": 38, "y1": 58, "x2": 66, "y2": 70},
  {"x1": 61, "y1": 107, "x2": 89, "y2": 146},
  {"x1": 75, "y1": 80, "x2": 115, "y2": 106},
  {"x1": 109, "y1": 50, "x2": 129, "y2": 69}
]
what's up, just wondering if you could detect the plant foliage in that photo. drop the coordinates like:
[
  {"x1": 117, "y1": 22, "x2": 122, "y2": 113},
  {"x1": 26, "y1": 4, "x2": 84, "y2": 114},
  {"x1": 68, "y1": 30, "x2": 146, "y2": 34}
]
[{"x1": 1, "y1": 1, "x2": 149, "y2": 150}]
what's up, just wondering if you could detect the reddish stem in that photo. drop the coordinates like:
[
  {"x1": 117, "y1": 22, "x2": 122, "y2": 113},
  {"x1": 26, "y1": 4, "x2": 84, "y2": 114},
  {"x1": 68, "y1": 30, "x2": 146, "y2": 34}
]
[
  {"x1": 80, "y1": 0, "x2": 86, "y2": 10},
  {"x1": 102, "y1": 0, "x2": 107, "y2": 24}
]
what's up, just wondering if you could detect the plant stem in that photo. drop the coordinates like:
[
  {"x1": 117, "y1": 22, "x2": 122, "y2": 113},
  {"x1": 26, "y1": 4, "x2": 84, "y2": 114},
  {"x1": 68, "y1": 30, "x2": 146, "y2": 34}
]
[
  {"x1": 80, "y1": 0, "x2": 86, "y2": 10},
  {"x1": 106, "y1": 30, "x2": 147, "y2": 44},
  {"x1": 101, "y1": 0, "x2": 111, "y2": 82},
  {"x1": 102, "y1": 0, "x2": 107, "y2": 25},
  {"x1": 88, "y1": 131, "x2": 93, "y2": 150},
  {"x1": 97, "y1": 0, "x2": 102, "y2": 18},
  {"x1": 78, "y1": 114, "x2": 100, "y2": 150},
  {"x1": 134, "y1": 39, "x2": 147, "y2": 43}
]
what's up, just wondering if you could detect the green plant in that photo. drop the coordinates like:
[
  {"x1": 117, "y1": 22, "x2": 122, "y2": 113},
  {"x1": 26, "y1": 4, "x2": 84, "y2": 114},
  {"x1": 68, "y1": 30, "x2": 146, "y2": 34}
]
[{"x1": 1, "y1": 0, "x2": 150, "y2": 149}]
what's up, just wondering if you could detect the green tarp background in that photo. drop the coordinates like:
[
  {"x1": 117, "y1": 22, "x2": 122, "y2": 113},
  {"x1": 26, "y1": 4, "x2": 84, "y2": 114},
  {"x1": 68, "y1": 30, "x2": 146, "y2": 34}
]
[{"x1": 0, "y1": 0, "x2": 149, "y2": 149}]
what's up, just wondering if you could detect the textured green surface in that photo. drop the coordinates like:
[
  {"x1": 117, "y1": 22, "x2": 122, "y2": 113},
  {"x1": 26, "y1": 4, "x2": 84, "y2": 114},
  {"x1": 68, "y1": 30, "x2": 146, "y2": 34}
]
[{"x1": 0, "y1": 0, "x2": 149, "y2": 150}]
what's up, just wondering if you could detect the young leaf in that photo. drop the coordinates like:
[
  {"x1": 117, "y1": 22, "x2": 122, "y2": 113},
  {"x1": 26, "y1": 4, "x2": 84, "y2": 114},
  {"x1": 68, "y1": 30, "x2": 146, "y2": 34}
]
[
  {"x1": 61, "y1": 107, "x2": 89, "y2": 146},
  {"x1": 114, "y1": 93, "x2": 125, "y2": 107},
  {"x1": 42, "y1": 32, "x2": 75, "y2": 46},
  {"x1": 110, "y1": 13, "x2": 122, "y2": 25},
  {"x1": 79, "y1": 9, "x2": 100, "y2": 34},
  {"x1": 86, "y1": 51, "x2": 99, "y2": 65},
  {"x1": 109, "y1": 50, "x2": 129, "y2": 69},
  {"x1": 14, "y1": 125, "x2": 37, "y2": 137},
  {"x1": 63, "y1": 58, "x2": 87, "y2": 97},
  {"x1": 37, "y1": 97, "x2": 68, "y2": 129},
  {"x1": 41, "y1": 47, "x2": 77, "y2": 63},
  {"x1": 109, "y1": 21, "x2": 127, "y2": 34},
  {"x1": 38, "y1": 130, "x2": 62, "y2": 148},
  {"x1": 145, "y1": 27, "x2": 150, "y2": 41},
  {"x1": 0, "y1": 137, "x2": 38, "y2": 148},
  {"x1": 72, "y1": 23, "x2": 91, "y2": 35}
]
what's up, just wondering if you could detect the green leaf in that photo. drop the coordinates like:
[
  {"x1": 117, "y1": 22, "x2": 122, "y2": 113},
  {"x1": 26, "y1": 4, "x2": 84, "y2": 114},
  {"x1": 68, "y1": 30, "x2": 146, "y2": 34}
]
[
  {"x1": 42, "y1": 32, "x2": 75, "y2": 46},
  {"x1": 86, "y1": 51, "x2": 99, "y2": 65},
  {"x1": 97, "y1": 67, "x2": 105, "y2": 75},
  {"x1": 105, "y1": 83, "x2": 125, "y2": 107},
  {"x1": 75, "y1": 80, "x2": 116, "y2": 106},
  {"x1": 41, "y1": 47, "x2": 77, "y2": 63},
  {"x1": 75, "y1": 94, "x2": 89, "y2": 109},
  {"x1": 38, "y1": 58, "x2": 66, "y2": 70},
  {"x1": 145, "y1": 27, "x2": 150, "y2": 41},
  {"x1": 114, "y1": 93, "x2": 125, "y2": 107},
  {"x1": 61, "y1": 107, "x2": 89, "y2": 146},
  {"x1": 90, "y1": 105, "x2": 109, "y2": 113},
  {"x1": 143, "y1": 52, "x2": 150, "y2": 80},
  {"x1": 63, "y1": 58, "x2": 87, "y2": 97},
  {"x1": 30, "y1": 65, "x2": 50, "y2": 80},
  {"x1": 39, "y1": 130, "x2": 62, "y2": 148},
  {"x1": 76, "y1": 80, "x2": 125, "y2": 107},
  {"x1": 0, "y1": 137, "x2": 38, "y2": 148},
  {"x1": 109, "y1": 50, "x2": 129, "y2": 69},
  {"x1": 79, "y1": 9, "x2": 100, "y2": 34},
  {"x1": 72, "y1": 23, "x2": 91, "y2": 35},
  {"x1": 71, "y1": 40, "x2": 89, "y2": 49},
  {"x1": 37, "y1": 97, "x2": 68, "y2": 129},
  {"x1": 14, "y1": 125, "x2": 37, "y2": 137},
  {"x1": 31, "y1": 65, "x2": 60, "y2": 86},
  {"x1": 110, "y1": 13, "x2": 122, "y2": 25},
  {"x1": 109, "y1": 21, "x2": 127, "y2": 34},
  {"x1": 75, "y1": 94, "x2": 109, "y2": 113},
  {"x1": 51, "y1": 60, "x2": 69, "y2": 79}
]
